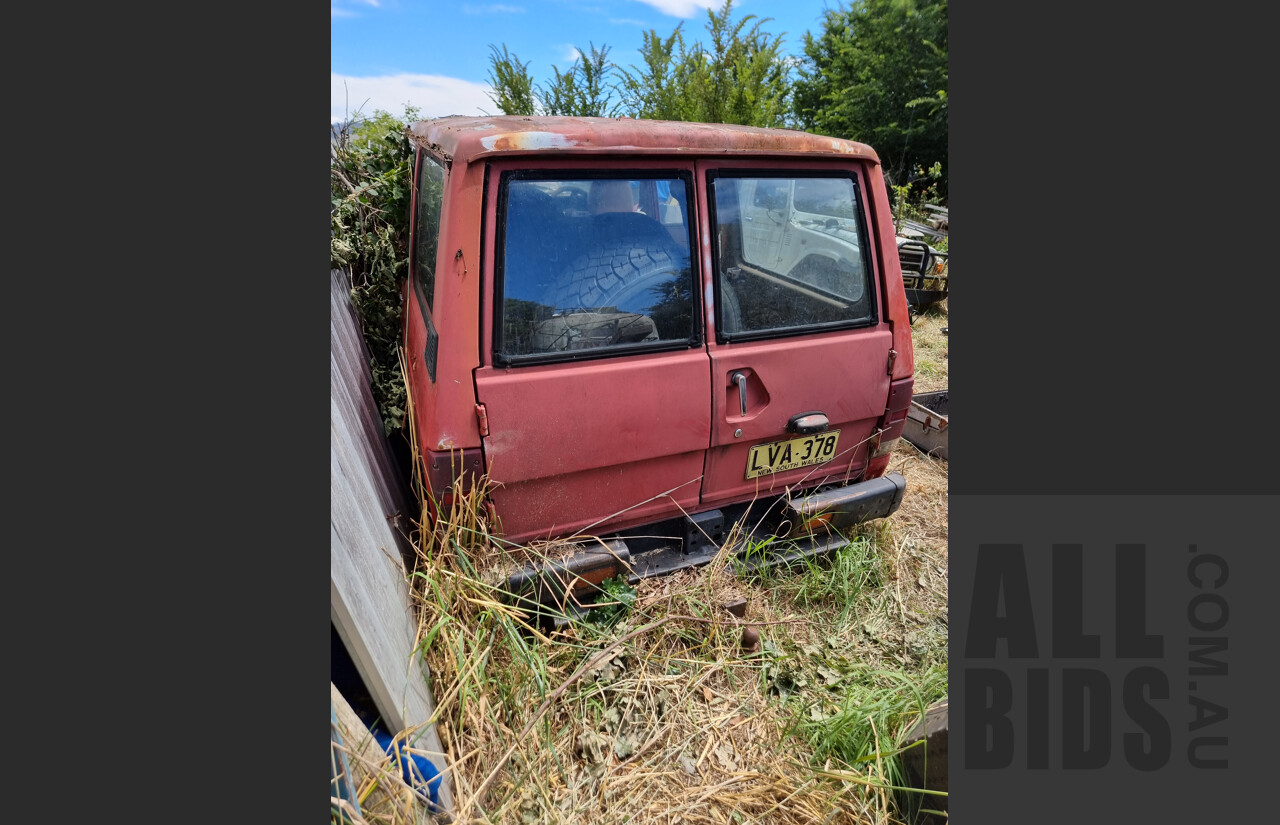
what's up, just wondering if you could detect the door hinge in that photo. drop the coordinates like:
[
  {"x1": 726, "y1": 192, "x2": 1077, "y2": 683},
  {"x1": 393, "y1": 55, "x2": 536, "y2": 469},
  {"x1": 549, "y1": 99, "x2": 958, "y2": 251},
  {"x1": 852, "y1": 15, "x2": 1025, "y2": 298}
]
[
  {"x1": 475, "y1": 403, "x2": 489, "y2": 437},
  {"x1": 886, "y1": 348, "x2": 898, "y2": 375}
]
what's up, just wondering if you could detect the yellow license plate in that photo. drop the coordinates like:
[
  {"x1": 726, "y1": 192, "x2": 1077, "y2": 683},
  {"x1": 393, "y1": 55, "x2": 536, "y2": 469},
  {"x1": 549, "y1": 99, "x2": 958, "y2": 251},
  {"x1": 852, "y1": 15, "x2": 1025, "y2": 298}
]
[{"x1": 745, "y1": 430, "x2": 841, "y2": 479}]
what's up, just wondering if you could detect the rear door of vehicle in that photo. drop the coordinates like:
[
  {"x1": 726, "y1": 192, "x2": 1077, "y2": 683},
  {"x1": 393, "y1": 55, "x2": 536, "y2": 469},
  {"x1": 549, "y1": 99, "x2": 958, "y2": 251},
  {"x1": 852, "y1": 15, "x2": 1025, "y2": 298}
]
[
  {"x1": 473, "y1": 159, "x2": 710, "y2": 544},
  {"x1": 695, "y1": 159, "x2": 895, "y2": 510}
]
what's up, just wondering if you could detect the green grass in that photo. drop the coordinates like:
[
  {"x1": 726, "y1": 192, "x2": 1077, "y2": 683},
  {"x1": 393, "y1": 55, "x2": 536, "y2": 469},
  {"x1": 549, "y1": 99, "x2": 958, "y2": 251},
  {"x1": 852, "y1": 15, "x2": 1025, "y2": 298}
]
[
  {"x1": 785, "y1": 536, "x2": 881, "y2": 619},
  {"x1": 788, "y1": 665, "x2": 948, "y2": 822}
]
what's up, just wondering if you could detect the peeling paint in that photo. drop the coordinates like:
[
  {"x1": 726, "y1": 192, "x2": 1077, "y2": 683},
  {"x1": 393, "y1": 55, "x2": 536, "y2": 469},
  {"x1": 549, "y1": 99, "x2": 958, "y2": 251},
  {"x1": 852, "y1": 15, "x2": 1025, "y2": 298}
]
[
  {"x1": 409, "y1": 116, "x2": 877, "y2": 166},
  {"x1": 481, "y1": 132, "x2": 579, "y2": 152}
]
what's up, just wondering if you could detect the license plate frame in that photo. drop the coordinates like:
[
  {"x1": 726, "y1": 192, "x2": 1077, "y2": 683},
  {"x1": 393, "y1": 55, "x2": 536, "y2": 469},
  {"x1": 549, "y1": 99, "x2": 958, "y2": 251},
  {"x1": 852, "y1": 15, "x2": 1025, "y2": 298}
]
[{"x1": 745, "y1": 430, "x2": 841, "y2": 479}]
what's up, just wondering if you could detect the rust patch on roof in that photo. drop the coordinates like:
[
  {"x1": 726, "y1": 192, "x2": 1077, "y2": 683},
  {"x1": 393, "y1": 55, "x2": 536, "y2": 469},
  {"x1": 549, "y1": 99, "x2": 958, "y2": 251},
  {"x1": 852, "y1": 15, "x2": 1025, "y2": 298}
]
[
  {"x1": 480, "y1": 131, "x2": 579, "y2": 152},
  {"x1": 407, "y1": 116, "x2": 879, "y2": 167}
]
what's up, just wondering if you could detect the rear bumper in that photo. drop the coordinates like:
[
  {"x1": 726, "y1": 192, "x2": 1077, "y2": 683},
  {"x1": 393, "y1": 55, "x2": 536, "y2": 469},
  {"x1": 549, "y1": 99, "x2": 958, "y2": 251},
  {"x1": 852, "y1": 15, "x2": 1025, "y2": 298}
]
[
  {"x1": 504, "y1": 472, "x2": 906, "y2": 621},
  {"x1": 783, "y1": 471, "x2": 906, "y2": 533}
]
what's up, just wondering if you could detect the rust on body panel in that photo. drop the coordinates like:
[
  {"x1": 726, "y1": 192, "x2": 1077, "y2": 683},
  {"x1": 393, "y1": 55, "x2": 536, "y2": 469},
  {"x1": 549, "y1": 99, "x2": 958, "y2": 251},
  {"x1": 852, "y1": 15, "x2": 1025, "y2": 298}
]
[{"x1": 407, "y1": 116, "x2": 878, "y2": 167}]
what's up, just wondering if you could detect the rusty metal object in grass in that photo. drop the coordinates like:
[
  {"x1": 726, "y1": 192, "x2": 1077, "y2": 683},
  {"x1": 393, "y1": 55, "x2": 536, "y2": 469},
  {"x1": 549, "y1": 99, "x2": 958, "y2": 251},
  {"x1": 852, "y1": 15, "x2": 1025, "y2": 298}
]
[
  {"x1": 902, "y1": 390, "x2": 948, "y2": 460},
  {"x1": 900, "y1": 700, "x2": 949, "y2": 822},
  {"x1": 723, "y1": 596, "x2": 748, "y2": 618}
]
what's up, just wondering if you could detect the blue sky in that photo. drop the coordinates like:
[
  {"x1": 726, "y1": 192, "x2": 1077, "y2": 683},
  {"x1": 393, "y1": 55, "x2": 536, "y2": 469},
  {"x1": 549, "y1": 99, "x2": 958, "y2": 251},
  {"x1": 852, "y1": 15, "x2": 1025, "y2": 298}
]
[{"x1": 331, "y1": 0, "x2": 845, "y2": 123}]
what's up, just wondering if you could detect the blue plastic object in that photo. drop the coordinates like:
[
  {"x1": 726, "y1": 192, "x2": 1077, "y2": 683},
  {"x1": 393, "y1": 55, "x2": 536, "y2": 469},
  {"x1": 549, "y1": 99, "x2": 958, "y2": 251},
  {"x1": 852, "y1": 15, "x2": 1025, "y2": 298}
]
[{"x1": 372, "y1": 728, "x2": 442, "y2": 809}]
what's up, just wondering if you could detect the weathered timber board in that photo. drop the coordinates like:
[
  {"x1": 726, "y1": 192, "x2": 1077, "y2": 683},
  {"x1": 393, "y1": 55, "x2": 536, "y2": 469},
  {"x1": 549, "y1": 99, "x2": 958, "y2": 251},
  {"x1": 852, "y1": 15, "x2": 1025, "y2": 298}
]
[{"x1": 330, "y1": 269, "x2": 452, "y2": 810}]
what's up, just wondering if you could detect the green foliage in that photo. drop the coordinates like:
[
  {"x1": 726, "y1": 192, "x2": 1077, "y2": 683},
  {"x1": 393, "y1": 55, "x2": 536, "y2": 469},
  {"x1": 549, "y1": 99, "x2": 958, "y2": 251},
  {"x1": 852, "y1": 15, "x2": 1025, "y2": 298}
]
[
  {"x1": 616, "y1": 27, "x2": 684, "y2": 121},
  {"x1": 790, "y1": 536, "x2": 881, "y2": 617},
  {"x1": 583, "y1": 575, "x2": 637, "y2": 630},
  {"x1": 794, "y1": 0, "x2": 948, "y2": 198},
  {"x1": 791, "y1": 665, "x2": 948, "y2": 818},
  {"x1": 487, "y1": 2, "x2": 794, "y2": 126},
  {"x1": 330, "y1": 106, "x2": 419, "y2": 435},
  {"x1": 485, "y1": 44, "x2": 537, "y2": 116},
  {"x1": 487, "y1": 42, "x2": 622, "y2": 117},
  {"x1": 618, "y1": 0, "x2": 793, "y2": 127},
  {"x1": 539, "y1": 42, "x2": 621, "y2": 117},
  {"x1": 890, "y1": 160, "x2": 944, "y2": 231}
]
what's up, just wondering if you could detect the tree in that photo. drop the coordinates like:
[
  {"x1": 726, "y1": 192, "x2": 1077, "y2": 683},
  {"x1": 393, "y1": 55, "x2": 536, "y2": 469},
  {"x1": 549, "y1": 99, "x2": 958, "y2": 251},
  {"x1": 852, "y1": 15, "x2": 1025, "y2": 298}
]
[
  {"x1": 793, "y1": 0, "x2": 948, "y2": 198},
  {"x1": 537, "y1": 43, "x2": 620, "y2": 117},
  {"x1": 618, "y1": 0, "x2": 793, "y2": 127},
  {"x1": 486, "y1": 42, "x2": 620, "y2": 117},
  {"x1": 485, "y1": 2, "x2": 791, "y2": 127},
  {"x1": 616, "y1": 27, "x2": 685, "y2": 121},
  {"x1": 485, "y1": 44, "x2": 537, "y2": 116}
]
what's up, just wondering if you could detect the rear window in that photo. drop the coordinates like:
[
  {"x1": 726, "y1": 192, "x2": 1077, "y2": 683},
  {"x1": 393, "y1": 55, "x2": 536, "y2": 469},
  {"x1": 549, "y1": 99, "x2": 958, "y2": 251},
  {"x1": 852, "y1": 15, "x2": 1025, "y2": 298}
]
[
  {"x1": 710, "y1": 173, "x2": 876, "y2": 341},
  {"x1": 495, "y1": 173, "x2": 698, "y2": 364}
]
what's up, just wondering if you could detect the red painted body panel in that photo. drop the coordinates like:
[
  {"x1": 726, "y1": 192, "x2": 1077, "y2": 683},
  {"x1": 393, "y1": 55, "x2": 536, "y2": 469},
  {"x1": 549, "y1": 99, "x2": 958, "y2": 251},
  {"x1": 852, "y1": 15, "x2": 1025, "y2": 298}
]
[
  {"x1": 692, "y1": 156, "x2": 895, "y2": 507},
  {"x1": 403, "y1": 154, "x2": 487, "y2": 464},
  {"x1": 474, "y1": 351, "x2": 710, "y2": 543},
  {"x1": 701, "y1": 327, "x2": 893, "y2": 507},
  {"x1": 865, "y1": 168, "x2": 915, "y2": 380},
  {"x1": 401, "y1": 116, "x2": 913, "y2": 542}
]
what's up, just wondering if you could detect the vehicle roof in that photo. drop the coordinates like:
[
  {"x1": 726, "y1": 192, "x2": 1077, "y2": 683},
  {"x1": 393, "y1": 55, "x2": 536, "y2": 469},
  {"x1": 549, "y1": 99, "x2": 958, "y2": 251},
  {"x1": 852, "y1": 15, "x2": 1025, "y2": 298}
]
[{"x1": 406, "y1": 116, "x2": 880, "y2": 166}]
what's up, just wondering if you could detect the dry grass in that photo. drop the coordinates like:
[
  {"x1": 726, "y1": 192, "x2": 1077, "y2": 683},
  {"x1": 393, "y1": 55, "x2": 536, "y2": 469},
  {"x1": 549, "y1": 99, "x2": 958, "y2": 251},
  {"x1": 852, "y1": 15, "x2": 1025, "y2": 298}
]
[
  {"x1": 908, "y1": 299, "x2": 949, "y2": 395},
  {"x1": 885, "y1": 297, "x2": 949, "y2": 651},
  {"x1": 331, "y1": 696, "x2": 443, "y2": 825},
  {"x1": 398, "y1": 536, "x2": 945, "y2": 825},
  {"x1": 342, "y1": 312, "x2": 949, "y2": 825}
]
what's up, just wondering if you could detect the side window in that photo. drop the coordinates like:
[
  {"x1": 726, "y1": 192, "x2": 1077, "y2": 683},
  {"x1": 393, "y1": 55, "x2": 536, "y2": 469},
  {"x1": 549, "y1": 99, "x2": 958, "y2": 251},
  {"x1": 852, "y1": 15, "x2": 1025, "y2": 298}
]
[
  {"x1": 496, "y1": 174, "x2": 698, "y2": 364},
  {"x1": 711, "y1": 173, "x2": 875, "y2": 341},
  {"x1": 413, "y1": 153, "x2": 445, "y2": 380},
  {"x1": 414, "y1": 154, "x2": 445, "y2": 313}
]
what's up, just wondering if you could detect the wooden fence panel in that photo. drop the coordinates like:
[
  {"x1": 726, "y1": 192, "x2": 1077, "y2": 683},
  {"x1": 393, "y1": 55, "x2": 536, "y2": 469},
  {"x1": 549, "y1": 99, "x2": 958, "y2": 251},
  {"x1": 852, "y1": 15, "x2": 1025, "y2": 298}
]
[{"x1": 330, "y1": 269, "x2": 452, "y2": 811}]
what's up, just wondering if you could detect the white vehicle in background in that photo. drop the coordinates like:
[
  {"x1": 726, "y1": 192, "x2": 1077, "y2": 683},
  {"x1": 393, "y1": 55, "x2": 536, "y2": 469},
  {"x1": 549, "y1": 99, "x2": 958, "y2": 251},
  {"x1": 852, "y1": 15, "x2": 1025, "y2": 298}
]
[
  {"x1": 735, "y1": 177, "x2": 867, "y2": 299},
  {"x1": 736, "y1": 177, "x2": 947, "y2": 321}
]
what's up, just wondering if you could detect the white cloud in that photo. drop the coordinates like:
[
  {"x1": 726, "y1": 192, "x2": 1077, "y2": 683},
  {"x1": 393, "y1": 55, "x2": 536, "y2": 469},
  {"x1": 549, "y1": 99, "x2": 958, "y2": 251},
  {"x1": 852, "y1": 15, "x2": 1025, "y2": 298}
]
[
  {"x1": 558, "y1": 44, "x2": 583, "y2": 63},
  {"x1": 610, "y1": 18, "x2": 649, "y2": 26},
  {"x1": 331, "y1": 0, "x2": 380, "y2": 15},
  {"x1": 628, "y1": 0, "x2": 719, "y2": 17},
  {"x1": 331, "y1": 73, "x2": 497, "y2": 123},
  {"x1": 330, "y1": 0, "x2": 378, "y2": 17}
]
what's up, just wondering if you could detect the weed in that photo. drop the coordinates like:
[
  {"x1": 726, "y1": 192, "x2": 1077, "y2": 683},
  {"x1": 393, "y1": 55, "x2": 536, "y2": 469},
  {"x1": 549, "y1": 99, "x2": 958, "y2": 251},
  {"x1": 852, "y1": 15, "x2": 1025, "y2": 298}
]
[
  {"x1": 789, "y1": 536, "x2": 878, "y2": 616},
  {"x1": 729, "y1": 530, "x2": 786, "y2": 585},
  {"x1": 582, "y1": 575, "x2": 637, "y2": 629}
]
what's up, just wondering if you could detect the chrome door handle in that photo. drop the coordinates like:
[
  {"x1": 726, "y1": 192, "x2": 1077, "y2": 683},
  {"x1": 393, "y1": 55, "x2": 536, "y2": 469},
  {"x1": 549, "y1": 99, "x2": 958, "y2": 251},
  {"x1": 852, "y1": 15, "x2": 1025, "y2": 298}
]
[{"x1": 731, "y1": 371, "x2": 748, "y2": 416}]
